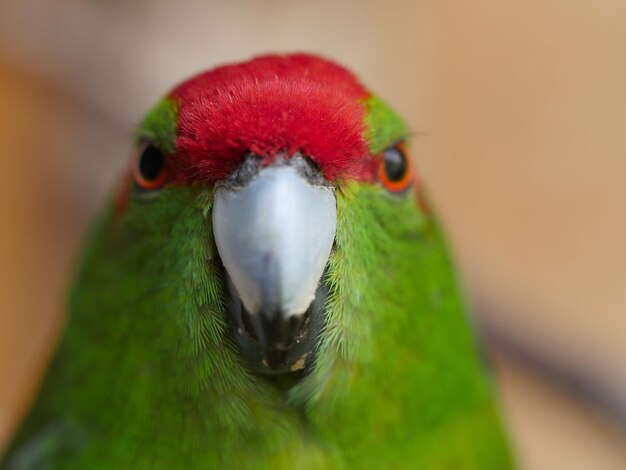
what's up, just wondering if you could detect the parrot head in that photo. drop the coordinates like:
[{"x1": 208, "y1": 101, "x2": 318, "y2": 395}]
[
  {"x1": 3, "y1": 54, "x2": 513, "y2": 469},
  {"x1": 116, "y1": 53, "x2": 423, "y2": 376}
]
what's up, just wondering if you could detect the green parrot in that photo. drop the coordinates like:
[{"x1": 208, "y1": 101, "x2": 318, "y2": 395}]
[{"x1": 2, "y1": 54, "x2": 514, "y2": 468}]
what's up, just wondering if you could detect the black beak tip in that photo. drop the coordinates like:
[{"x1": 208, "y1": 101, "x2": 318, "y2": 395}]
[
  {"x1": 225, "y1": 271, "x2": 327, "y2": 375},
  {"x1": 244, "y1": 308, "x2": 307, "y2": 369}
]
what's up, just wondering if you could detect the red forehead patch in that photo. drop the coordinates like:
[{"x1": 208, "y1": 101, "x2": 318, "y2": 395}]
[{"x1": 171, "y1": 54, "x2": 374, "y2": 184}]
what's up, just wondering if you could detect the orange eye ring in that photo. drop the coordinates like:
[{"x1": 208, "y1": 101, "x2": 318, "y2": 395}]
[
  {"x1": 132, "y1": 143, "x2": 169, "y2": 190},
  {"x1": 378, "y1": 142, "x2": 412, "y2": 193}
]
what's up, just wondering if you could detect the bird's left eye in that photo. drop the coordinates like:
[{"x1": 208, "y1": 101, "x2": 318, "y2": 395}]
[
  {"x1": 132, "y1": 143, "x2": 168, "y2": 191},
  {"x1": 378, "y1": 142, "x2": 412, "y2": 193}
]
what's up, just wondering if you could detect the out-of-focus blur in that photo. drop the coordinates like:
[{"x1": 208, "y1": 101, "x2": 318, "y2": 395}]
[{"x1": 0, "y1": 1, "x2": 624, "y2": 468}]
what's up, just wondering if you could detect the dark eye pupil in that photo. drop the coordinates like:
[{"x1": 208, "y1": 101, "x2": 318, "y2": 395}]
[
  {"x1": 139, "y1": 145, "x2": 164, "y2": 181},
  {"x1": 384, "y1": 147, "x2": 407, "y2": 182}
]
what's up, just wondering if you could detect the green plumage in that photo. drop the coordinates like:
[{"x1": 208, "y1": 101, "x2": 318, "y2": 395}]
[{"x1": 2, "y1": 89, "x2": 514, "y2": 468}]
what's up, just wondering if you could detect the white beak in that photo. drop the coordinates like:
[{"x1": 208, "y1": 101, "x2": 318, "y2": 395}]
[{"x1": 212, "y1": 163, "x2": 336, "y2": 331}]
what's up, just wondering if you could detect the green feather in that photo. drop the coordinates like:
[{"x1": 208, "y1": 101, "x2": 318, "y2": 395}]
[
  {"x1": 364, "y1": 95, "x2": 409, "y2": 154},
  {"x1": 136, "y1": 98, "x2": 179, "y2": 154},
  {"x1": 3, "y1": 90, "x2": 514, "y2": 469}
]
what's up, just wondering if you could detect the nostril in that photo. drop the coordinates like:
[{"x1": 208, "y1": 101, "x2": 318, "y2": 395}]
[
  {"x1": 221, "y1": 153, "x2": 262, "y2": 189},
  {"x1": 290, "y1": 154, "x2": 329, "y2": 187}
]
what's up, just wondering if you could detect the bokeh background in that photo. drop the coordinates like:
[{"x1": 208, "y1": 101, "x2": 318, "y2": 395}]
[{"x1": 0, "y1": 1, "x2": 625, "y2": 468}]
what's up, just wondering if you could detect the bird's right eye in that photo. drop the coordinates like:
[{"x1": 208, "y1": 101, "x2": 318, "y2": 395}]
[{"x1": 132, "y1": 143, "x2": 168, "y2": 191}]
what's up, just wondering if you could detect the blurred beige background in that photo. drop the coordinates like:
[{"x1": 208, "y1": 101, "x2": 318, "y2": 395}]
[{"x1": 0, "y1": 1, "x2": 624, "y2": 468}]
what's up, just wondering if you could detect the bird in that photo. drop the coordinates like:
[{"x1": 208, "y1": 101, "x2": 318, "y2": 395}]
[{"x1": 2, "y1": 53, "x2": 514, "y2": 469}]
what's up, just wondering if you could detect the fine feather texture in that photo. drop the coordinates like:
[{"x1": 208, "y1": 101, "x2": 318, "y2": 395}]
[{"x1": 172, "y1": 54, "x2": 375, "y2": 184}]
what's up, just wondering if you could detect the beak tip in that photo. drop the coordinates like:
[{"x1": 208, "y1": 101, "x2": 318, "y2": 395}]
[{"x1": 255, "y1": 309, "x2": 307, "y2": 349}]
